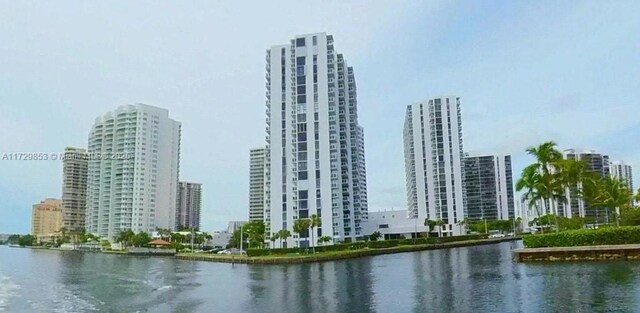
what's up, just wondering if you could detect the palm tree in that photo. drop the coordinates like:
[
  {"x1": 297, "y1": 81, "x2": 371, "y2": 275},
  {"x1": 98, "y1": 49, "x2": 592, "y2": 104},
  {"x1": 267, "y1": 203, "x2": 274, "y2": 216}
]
[
  {"x1": 270, "y1": 233, "x2": 279, "y2": 248},
  {"x1": 317, "y1": 236, "x2": 332, "y2": 246},
  {"x1": 424, "y1": 219, "x2": 436, "y2": 238},
  {"x1": 115, "y1": 229, "x2": 135, "y2": 249},
  {"x1": 156, "y1": 228, "x2": 173, "y2": 243},
  {"x1": 293, "y1": 218, "x2": 311, "y2": 248},
  {"x1": 526, "y1": 141, "x2": 564, "y2": 214},
  {"x1": 435, "y1": 219, "x2": 445, "y2": 237},
  {"x1": 591, "y1": 176, "x2": 633, "y2": 226},
  {"x1": 277, "y1": 229, "x2": 291, "y2": 248},
  {"x1": 309, "y1": 214, "x2": 322, "y2": 253},
  {"x1": 517, "y1": 142, "x2": 566, "y2": 232},
  {"x1": 458, "y1": 217, "x2": 471, "y2": 235}
]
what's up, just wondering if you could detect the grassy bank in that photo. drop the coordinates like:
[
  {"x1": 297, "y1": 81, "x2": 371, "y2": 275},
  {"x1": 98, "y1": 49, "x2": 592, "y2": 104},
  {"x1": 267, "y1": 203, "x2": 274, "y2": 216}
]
[
  {"x1": 177, "y1": 237, "x2": 519, "y2": 264},
  {"x1": 523, "y1": 226, "x2": 640, "y2": 248}
]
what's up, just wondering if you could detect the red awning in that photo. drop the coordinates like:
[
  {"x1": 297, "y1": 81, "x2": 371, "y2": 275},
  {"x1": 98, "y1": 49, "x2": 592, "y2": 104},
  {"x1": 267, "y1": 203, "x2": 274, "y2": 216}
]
[{"x1": 148, "y1": 239, "x2": 171, "y2": 245}]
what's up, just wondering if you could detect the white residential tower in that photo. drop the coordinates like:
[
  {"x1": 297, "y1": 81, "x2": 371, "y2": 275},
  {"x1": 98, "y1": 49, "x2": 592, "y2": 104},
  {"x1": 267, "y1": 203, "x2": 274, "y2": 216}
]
[
  {"x1": 265, "y1": 33, "x2": 369, "y2": 247},
  {"x1": 403, "y1": 96, "x2": 465, "y2": 236},
  {"x1": 86, "y1": 104, "x2": 181, "y2": 240}
]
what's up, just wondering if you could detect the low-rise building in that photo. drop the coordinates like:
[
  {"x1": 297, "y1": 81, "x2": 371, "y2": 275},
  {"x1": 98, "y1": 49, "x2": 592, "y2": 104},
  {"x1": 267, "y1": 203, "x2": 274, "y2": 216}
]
[{"x1": 363, "y1": 209, "x2": 429, "y2": 239}]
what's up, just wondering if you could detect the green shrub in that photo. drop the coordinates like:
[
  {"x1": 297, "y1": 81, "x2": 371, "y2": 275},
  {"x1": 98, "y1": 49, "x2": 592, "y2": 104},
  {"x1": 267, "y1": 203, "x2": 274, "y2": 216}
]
[
  {"x1": 246, "y1": 234, "x2": 490, "y2": 256},
  {"x1": 366, "y1": 240, "x2": 399, "y2": 249},
  {"x1": 523, "y1": 226, "x2": 640, "y2": 248},
  {"x1": 247, "y1": 247, "x2": 303, "y2": 256}
]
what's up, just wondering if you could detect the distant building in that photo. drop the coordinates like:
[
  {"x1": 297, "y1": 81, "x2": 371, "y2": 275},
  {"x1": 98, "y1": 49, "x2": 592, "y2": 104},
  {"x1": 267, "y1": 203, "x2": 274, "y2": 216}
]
[
  {"x1": 463, "y1": 154, "x2": 515, "y2": 221},
  {"x1": 206, "y1": 231, "x2": 232, "y2": 249},
  {"x1": 227, "y1": 221, "x2": 247, "y2": 234},
  {"x1": 561, "y1": 149, "x2": 609, "y2": 218},
  {"x1": 176, "y1": 182, "x2": 202, "y2": 230},
  {"x1": 403, "y1": 96, "x2": 466, "y2": 236},
  {"x1": 248, "y1": 147, "x2": 267, "y2": 221},
  {"x1": 86, "y1": 104, "x2": 181, "y2": 240},
  {"x1": 32, "y1": 198, "x2": 63, "y2": 240},
  {"x1": 61, "y1": 147, "x2": 88, "y2": 233},
  {"x1": 610, "y1": 161, "x2": 633, "y2": 192}
]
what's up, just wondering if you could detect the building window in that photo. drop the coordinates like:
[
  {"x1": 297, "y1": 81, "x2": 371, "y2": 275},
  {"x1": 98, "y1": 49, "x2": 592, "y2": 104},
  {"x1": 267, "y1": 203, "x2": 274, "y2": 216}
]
[{"x1": 296, "y1": 38, "x2": 305, "y2": 47}]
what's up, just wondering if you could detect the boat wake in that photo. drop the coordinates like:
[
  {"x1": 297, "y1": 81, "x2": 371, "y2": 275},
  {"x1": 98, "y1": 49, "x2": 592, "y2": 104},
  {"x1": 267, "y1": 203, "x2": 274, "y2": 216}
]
[{"x1": 0, "y1": 275, "x2": 20, "y2": 311}]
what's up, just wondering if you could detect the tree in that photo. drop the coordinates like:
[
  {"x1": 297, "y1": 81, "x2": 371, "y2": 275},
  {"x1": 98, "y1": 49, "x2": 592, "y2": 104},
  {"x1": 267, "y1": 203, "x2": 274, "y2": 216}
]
[
  {"x1": 293, "y1": 218, "x2": 311, "y2": 248},
  {"x1": 172, "y1": 232, "x2": 186, "y2": 244},
  {"x1": 424, "y1": 219, "x2": 437, "y2": 238},
  {"x1": 458, "y1": 217, "x2": 471, "y2": 235},
  {"x1": 270, "y1": 233, "x2": 279, "y2": 248},
  {"x1": 317, "y1": 236, "x2": 332, "y2": 246},
  {"x1": 18, "y1": 234, "x2": 36, "y2": 247},
  {"x1": 621, "y1": 206, "x2": 640, "y2": 226},
  {"x1": 591, "y1": 176, "x2": 633, "y2": 227},
  {"x1": 369, "y1": 231, "x2": 382, "y2": 242},
  {"x1": 132, "y1": 232, "x2": 152, "y2": 247},
  {"x1": 8, "y1": 234, "x2": 20, "y2": 245},
  {"x1": 115, "y1": 229, "x2": 135, "y2": 249},
  {"x1": 517, "y1": 141, "x2": 567, "y2": 233},
  {"x1": 309, "y1": 214, "x2": 322, "y2": 253},
  {"x1": 156, "y1": 228, "x2": 173, "y2": 242},
  {"x1": 277, "y1": 229, "x2": 291, "y2": 248},
  {"x1": 228, "y1": 228, "x2": 248, "y2": 249},
  {"x1": 244, "y1": 220, "x2": 266, "y2": 248},
  {"x1": 515, "y1": 217, "x2": 523, "y2": 234},
  {"x1": 435, "y1": 219, "x2": 445, "y2": 237}
]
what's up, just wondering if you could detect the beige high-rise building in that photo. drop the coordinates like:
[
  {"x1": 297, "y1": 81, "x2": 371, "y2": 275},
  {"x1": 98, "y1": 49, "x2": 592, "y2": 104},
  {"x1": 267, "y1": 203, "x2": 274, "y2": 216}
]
[
  {"x1": 248, "y1": 147, "x2": 266, "y2": 221},
  {"x1": 32, "y1": 198, "x2": 63, "y2": 238},
  {"x1": 62, "y1": 147, "x2": 88, "y2": 232}
]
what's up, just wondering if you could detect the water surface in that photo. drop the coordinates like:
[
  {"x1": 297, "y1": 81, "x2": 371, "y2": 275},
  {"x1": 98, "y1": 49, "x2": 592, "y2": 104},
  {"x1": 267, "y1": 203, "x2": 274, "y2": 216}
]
[{"x1": 1, "y1": 241, "x2": 638, "y2": 312}]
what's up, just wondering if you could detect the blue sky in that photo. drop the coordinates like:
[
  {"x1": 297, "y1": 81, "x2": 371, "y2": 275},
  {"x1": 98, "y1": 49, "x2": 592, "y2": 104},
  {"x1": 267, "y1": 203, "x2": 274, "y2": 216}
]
[{"x1": 1, "y1": 1, "x2": 639, "y2": 233}]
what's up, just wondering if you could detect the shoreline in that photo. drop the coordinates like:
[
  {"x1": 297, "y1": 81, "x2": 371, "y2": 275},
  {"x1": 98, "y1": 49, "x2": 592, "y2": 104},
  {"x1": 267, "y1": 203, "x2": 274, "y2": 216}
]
[
  {"x1": 176, "y1": 237, "x2": 520, "y2": 265},
  {"x1": 514, "y1": 244, "x2": 640, "y2": 262}
]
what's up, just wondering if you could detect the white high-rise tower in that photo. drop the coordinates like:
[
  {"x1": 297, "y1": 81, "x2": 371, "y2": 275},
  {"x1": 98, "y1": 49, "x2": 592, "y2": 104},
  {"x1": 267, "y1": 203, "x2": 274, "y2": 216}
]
[
  {"x1": 265, "y1": 33, "x2": 368, "y2": 247},
  {"x1": 403, "y1": 96, "x2": 465, "y2": 236},
  {"x1": 610, "y1": 161, "x2": 633, "y2": 192},
  {"x1": 86, "y1": 104, "x2": 181, "y2": 240}
]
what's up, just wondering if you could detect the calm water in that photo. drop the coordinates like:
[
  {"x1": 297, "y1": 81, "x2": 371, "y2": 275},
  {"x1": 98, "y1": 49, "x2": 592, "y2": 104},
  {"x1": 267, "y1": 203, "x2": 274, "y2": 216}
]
[{"x1": 1, "y1": 241, "x2": 639, "y2": 312}]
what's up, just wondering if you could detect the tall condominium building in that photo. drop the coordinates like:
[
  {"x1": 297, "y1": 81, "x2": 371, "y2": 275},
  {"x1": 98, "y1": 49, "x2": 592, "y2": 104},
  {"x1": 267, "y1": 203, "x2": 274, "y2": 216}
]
[
  {"x1": 404, "y1": 96, "x2": 465, "y2": 236},
  {"x1": 561, "y1": 149, "x2": 609, "y2": 218},
  {"x1": 32, "y1": 198, "x2": 62, "y2": 238},
  {"x1": 265, "y1": 33, "x2": 369, "y2": 247},
  {"x1": 176, "y1": 181, "x2": 202, "y2": 230},
  {"x1": 463, "y1": 154, "x2": 515, "y2": 221},
  {"x1": 248, "y1": 147, "x2": 267, "y2": 221},
  {"x1": 610, "y1": 161, "x2": 634, "y2": 192},
  {"x1": 86, "y1": 104, "x2": 181, "y2": 240},
  {"x1": 61, "y1": 147, "x2": 88, "y2": 233}
]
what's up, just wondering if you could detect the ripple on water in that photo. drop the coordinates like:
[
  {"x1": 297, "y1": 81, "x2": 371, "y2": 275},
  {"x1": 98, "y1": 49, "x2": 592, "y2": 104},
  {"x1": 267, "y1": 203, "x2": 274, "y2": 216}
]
[
  {"x1": 26, "y1": 283, "x2": 101, "y2": 313},
  {"x1": 0, "y1": 274, "x2": 21, "y2": 311}
]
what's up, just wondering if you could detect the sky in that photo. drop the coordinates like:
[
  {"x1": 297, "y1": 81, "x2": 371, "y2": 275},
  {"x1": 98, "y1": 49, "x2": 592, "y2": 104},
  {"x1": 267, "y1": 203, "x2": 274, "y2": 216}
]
[{"x1": 1, "y1": 1, "x2": 639, "y2": 233}]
